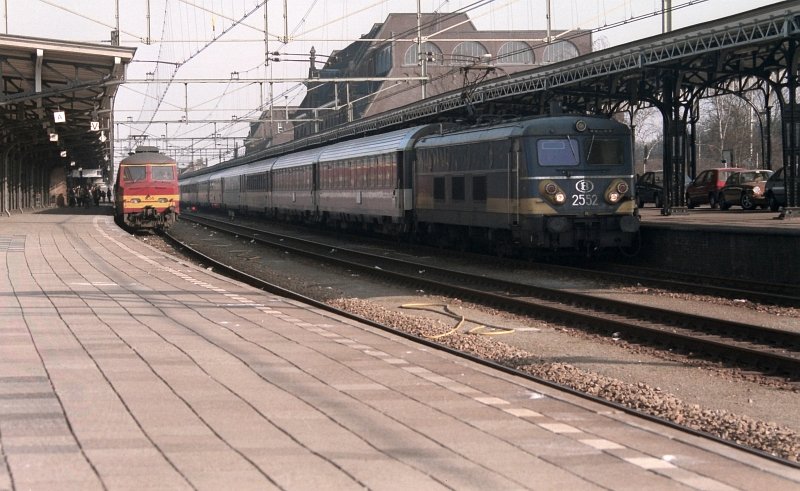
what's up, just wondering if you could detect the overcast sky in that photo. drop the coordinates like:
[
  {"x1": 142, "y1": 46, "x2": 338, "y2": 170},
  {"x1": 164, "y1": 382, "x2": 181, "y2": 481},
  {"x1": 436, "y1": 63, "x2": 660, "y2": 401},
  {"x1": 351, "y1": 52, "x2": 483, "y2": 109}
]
[{"x1": 4, "y1": 0, "x2": 787, "y2": 165}]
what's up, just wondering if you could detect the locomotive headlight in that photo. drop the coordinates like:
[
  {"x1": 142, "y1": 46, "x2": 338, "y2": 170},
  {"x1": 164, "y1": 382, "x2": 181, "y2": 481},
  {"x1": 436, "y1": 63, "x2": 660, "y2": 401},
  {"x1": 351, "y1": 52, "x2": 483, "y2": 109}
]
[
  {"x1": 129, "y1": 198, "x2": 141, "y2": 204},
  {"x1": 605, "y1": 179, "x2": 629, "y2": 204},
  {"x1": 158, "y1": 198, "x2": 168, "y2": 203},
  {"x1": 540, "y1": 180, "x2": 566, "y2": 206}
]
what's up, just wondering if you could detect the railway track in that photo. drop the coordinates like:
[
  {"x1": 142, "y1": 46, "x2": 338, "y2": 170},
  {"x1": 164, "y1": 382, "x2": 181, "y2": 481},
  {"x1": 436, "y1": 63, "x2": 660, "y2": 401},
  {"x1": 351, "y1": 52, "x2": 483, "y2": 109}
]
[
  {"x1": 161, "y1": 213, "x2": 800, "y2": 468},
  {"x1": 559, "y1": 261, "x2": 800, "y2": 308},
  {"x1": 175, "y1": 213, "x2": 800, "y2": 380}
]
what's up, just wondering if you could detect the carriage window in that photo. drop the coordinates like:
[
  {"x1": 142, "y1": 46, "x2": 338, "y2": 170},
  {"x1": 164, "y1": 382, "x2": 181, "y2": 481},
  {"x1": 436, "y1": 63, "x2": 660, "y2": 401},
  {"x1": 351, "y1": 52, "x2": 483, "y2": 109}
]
[
  {"x1": 122, "y1": 165, "x2": 146, "y2": 182},
  {"x1": 473, "y1": 176, "x2": 487, "y2": 201},
  {"x1": 535, "y1": 139, "x2": 580, "y2": 166},
  {"x1": 490, "y1": 141, "x2": 510, "y2": 169},
  {"x1": 586, "y1": 139, "x2": 624, "y2": 166},
  {"x1": 433, "y1": 177, "x2": 445, "y2": 200},
  {"x1": 151, "y1": 165, "x2": 175, "y2": 181},
  {"x1": 452, "y1": 176, "x2": 465, "y2": 201}
]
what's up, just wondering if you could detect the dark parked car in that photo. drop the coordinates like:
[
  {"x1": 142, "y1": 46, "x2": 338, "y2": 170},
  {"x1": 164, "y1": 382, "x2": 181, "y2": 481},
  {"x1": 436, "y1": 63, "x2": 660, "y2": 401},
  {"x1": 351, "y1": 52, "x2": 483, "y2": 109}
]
[
  {"x1": 635, "y1": 170, "x2": 691, "y2": 208},
  {"x1": 686, "y1": 167, "x2": 741, "y2": 209},
  {"x1": 718, "y1": 169, "x2": 773, "y2": 210},
  {"x1": 765, "y1": 167, "x2": 787, "y2": 211}
]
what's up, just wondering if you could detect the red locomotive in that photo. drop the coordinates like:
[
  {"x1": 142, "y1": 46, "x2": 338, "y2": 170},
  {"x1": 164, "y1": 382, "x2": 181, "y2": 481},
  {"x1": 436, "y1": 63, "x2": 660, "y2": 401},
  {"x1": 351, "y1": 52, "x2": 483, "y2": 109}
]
[{"x1": 114, "y1": 146, "x2": 179, "y2": 230}]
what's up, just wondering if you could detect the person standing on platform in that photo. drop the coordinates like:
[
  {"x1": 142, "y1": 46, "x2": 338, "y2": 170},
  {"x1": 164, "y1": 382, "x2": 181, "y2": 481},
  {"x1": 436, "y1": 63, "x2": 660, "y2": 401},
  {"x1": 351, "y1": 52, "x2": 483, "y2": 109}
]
[{"x1": 82, "y1": 187, "x2": 91, "y2": 208}]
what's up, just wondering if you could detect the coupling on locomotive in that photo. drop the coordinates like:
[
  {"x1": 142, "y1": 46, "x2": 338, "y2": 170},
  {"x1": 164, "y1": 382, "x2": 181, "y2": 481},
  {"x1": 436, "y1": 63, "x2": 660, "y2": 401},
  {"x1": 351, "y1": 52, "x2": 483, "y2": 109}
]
[
  {"x1": 179, "y1": 114, "x2": 640, "y2": 254},
  {"x1": 114, "y1": 146, "x2": 180, "y2": 231}
]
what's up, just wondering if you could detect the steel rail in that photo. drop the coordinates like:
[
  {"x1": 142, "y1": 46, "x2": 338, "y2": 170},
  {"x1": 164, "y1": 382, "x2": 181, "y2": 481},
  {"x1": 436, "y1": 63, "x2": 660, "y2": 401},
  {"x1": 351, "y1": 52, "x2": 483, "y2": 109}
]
[
  {"x1": 178, "y1": 213, "x2": 800, "y2": 379},
  {"x1": 161, "y1": 224, "x2": 799, "y2": 470}
]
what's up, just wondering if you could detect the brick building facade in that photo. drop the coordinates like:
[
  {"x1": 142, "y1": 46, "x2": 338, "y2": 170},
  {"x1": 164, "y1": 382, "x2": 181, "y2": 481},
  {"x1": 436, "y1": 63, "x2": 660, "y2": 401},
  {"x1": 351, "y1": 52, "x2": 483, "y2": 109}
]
[{"x1": 246, "y1": 12, "x2": 591, "y2": 153}]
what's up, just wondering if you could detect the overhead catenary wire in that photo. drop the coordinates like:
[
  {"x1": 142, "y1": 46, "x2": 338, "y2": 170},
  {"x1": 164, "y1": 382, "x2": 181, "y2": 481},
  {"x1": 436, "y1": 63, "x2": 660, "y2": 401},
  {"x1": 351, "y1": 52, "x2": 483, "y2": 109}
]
[
  {"x1": 34, "y1": 0, "x2": 143, "y2": 41},
  {"x1": 112, "y1": 0, "x2": 716, "y2": 166},
  {"x1": 136, "y1": 1, "x2": 267, "y2": 138},
  {"x1": 125, "y1": 0, "x2": 536, "y2": 143}
]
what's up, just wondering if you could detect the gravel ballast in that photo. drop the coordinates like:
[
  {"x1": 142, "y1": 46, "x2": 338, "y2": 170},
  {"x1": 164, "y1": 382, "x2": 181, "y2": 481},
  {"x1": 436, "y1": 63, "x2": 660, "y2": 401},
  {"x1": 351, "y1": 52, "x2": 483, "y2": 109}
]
[{"x1": 143, "y1": 220, "x2": 800, "y2": 462}]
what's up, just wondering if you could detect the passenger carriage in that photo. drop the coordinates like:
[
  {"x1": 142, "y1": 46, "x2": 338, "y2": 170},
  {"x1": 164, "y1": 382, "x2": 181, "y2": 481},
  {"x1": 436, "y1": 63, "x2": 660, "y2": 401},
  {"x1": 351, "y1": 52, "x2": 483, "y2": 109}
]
[
  {"x1": 269, "y1": 147, "x2": 321, "y2": 221},
  {"x1": 179, "y1": 174, "x2": 201, "y2": 210},
  {"x1": 239, "y1": 158, "x2": 275, "y2": 215},
  {"x1": 315, "y1": 125, "x2": 436, "y2": 233}
]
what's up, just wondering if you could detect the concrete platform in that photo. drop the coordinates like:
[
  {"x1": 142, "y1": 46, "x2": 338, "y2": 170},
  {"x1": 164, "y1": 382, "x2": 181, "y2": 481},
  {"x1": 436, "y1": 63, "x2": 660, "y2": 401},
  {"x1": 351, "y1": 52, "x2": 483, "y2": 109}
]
[
  {"x1": 634, "y1": 208, "x2": 800, "y2": 286},
  {"x1": 638, "y1": 206, "x2": 800, "y2": 233},
  {"x1": 1, "y1": 208, "x2": 798, "y2": 490}
]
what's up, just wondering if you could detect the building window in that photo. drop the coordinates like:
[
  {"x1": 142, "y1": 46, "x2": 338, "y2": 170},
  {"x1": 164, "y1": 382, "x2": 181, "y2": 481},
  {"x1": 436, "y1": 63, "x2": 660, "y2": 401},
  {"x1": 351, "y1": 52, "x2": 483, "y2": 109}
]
[
  {"x1": 375, "y1": 45, "x2": 392, "y2": 75},
  {"x1": 542, "y1": 40, "x2": 579, "y2": 63},
  {"x1": 497, "y1": 42, "x2": 534, "y2": 65},
  {"x1": 451, "y1": 41, "x2": 488, "y2": 65},
  {"x1": 403, "y1": 42, "x2": 442, "y2": 66}
]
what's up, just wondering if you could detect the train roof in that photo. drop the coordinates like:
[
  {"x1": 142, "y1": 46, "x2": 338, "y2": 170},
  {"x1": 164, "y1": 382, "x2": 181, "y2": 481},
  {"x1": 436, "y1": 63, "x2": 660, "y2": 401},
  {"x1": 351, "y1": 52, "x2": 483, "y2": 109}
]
[
  {"x1": 272, "y1": 146, "x2": 325, "y2": 170},
  {"x1": 415, "y1": 115, "x2": 627, "y2": 148},
  {"x1": 416, "y1": 123, "x2": 523, "y2": 148},
  {"x1": 120, "y1": 146, "x2": 176, "y2": 165},
  {"x1": 318, "y1": 125, "x2": 433, "y2": 163},
  {"x1": 243, "y1": 157, "x2": 277, "y2": 174},
  {"x1": 179, "y1": 174, "x2": 202, "y2": 185},
  {"x1": 213, "y1": 166, "x2": 246, "y2": 179}
]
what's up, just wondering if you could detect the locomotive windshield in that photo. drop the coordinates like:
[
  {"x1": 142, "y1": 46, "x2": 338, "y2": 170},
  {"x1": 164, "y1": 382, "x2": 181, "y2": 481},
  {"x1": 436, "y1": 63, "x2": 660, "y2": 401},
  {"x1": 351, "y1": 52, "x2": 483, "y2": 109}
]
[
  {"x1": 151, "y1": 165, "x2": 176, "y2": 181},
  {"x1": 528, "y1": 137, "x2": 625, "y2": 167},
  {"x1": 122, "y1": 165, "x2": 146, "y2": 182},
  {"x1": 586, "y1": 138, "x2": 624, "y2": 166},
  {"x1": 535, "y1": 139, "x2": 580, "y2": 166}
]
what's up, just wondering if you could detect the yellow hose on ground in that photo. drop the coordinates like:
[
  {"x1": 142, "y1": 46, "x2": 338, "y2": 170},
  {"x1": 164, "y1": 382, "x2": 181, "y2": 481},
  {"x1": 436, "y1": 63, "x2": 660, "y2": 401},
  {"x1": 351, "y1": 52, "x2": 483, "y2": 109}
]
[{"x1": 400, "y1": 303, "x2": 515, "y2": 338}]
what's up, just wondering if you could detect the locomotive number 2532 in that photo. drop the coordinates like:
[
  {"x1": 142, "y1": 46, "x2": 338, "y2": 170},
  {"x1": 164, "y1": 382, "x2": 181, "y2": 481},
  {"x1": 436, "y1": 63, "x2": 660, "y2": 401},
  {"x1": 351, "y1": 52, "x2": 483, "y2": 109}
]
[{"x1": 571, "y1": 194, "x2": 599, "y2": 206}]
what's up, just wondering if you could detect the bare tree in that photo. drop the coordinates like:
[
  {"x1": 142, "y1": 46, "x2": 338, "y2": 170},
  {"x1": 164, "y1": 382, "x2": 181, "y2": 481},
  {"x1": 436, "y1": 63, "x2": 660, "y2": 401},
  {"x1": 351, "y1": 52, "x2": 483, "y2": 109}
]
[
  {"x1": 697, "y1": 92, "x2": 766, "y2": 169},
  {"x1": 629, "y1": 106, "x2": 662, "y2": 175}
]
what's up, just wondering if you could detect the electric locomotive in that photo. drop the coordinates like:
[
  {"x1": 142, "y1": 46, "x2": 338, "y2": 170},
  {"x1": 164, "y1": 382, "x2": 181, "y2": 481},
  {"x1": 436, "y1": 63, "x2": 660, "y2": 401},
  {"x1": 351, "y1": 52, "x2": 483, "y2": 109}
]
[
  {"x1": 114, "y1": 146, "x2": 179, "y2": 231},
  {"x1": 413, "y1": 115, "x2": 639, "y2": 253}
]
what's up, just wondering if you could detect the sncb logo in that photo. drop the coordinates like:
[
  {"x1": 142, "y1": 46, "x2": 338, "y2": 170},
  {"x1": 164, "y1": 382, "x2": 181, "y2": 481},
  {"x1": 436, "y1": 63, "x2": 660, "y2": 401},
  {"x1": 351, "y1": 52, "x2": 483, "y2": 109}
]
[{"x1": 575, "y1": 180, "x2": 594, "y2": 193}]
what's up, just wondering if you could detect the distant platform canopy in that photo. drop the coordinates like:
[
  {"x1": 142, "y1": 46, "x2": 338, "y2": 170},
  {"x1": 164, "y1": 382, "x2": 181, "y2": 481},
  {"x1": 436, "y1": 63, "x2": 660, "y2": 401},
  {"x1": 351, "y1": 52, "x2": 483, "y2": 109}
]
[
  {"x1": 0, "y1": 34, "x2": 135, "y2": 170},
  {"x1": 0, "y1": 34, "x2": 135, "y2": 213}
]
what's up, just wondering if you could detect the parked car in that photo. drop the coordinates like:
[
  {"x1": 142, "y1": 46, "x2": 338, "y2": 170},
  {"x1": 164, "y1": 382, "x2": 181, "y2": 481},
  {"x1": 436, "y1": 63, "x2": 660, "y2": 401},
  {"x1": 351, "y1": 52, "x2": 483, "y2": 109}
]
[
  {"x1": 635, "y1": 170, "x2": 691, "y2": 208},
  {"x1": 686, "y1": 167, "x2": 741, "y2": 209},
  {"x1": 765, "y1": 166, "x2": 787, "y2": 211},
  {"x1": 717, "y1": 169, "x2": 773, "y2": 210},
  {"x1": 636, "y1": 170, "x2": 692, "y2": 208}
]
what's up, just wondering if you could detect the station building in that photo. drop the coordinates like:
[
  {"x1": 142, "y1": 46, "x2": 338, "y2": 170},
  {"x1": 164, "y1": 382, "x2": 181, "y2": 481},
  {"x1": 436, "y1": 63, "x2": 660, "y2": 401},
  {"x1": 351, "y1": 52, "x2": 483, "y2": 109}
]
[{"x1": 245, "y1": 12, "x2": 591, "y2": 153}]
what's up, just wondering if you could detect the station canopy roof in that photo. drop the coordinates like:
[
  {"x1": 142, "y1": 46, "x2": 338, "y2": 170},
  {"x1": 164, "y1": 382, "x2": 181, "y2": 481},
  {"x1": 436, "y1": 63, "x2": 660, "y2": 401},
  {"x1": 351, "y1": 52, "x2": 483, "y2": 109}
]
[{"x1": 0, "y1": 34, "x2": 135, "y2": 168}]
